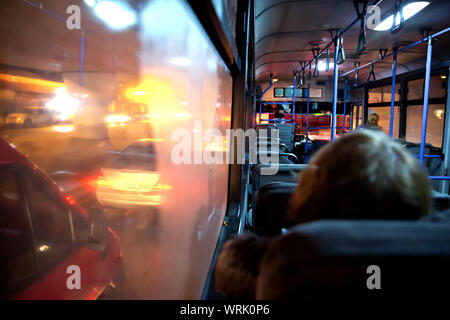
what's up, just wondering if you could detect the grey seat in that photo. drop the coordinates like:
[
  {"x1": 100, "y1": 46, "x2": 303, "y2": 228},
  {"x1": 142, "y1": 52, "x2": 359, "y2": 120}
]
[
  {"x1": 402, "y1": 141, "x2": 443, "y2": 190},
  {"x1": 250, "y1": 164, "x2": 307, "y2": 218},
  {"x1": 275, "y1": 123, "x2": 294, "y2": 153},
  {"x1": 257, "y1": 220, "x2": 450, "y2": 302},
  {"x1": 250, "y1": 183, "x2": 450, "y2": 237},
  {"x1": 252, "y1": 182, "x2": 298, "y2": 236}
]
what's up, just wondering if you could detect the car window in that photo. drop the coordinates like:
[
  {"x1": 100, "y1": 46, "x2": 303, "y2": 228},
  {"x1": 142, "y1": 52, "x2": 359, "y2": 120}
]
[
  {"x1": 21, "y1": 170, "x2": 73, "y2": 268},
  {"x1": 0, "y1": 167, "x2": 36, "y2": 297},
  {"x1": 71, "y1": 208, "x2": 89, "y2": 244},
  {"x1": 123, "y1": 142, "x2": 155, "y2": 155}
]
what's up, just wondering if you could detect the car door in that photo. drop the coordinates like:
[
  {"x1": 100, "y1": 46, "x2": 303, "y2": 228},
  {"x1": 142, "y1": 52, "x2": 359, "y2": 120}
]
[
  {"x1": 12, "y1": 167, "x2": 103, "y2": 300},
  {"x1": 0, "y1": 166, "x2": 37, "y2": 299}
]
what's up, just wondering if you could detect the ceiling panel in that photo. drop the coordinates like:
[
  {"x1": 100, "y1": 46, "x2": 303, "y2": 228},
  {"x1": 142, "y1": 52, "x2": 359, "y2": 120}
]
[{"x1": 255, "y1": 0, "x2": 450, "y2": 83}]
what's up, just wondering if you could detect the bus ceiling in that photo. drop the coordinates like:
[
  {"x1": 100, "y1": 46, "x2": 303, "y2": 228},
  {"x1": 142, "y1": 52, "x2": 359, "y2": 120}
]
[{"x1": 254, "y1": 0, "x2": 450, "y2": 83}]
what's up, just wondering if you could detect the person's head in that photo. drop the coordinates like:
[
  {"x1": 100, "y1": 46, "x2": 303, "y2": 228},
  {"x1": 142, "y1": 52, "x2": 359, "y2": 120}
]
[
  {"x1": 289, "y1": 130, "x2": 431, "y2": 223},
  {"x1": 214, "y1": 233, "x2": 269, "y2": 298},
  {"x1": 367, "y1": 113, "x2": 380, "y2": 126}
]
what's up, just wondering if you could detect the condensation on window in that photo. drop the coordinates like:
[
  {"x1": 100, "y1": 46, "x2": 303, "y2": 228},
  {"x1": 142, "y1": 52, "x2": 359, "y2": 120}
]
[
  {"x1": 368, "y1": 85, "x2": 400, "y2": 104},
  {"x1": 406, "y1": 104, "x2": 445, "y2": 148},
  {"x1": 0, "y1": 0, "x2": 232, "y2": 299}
]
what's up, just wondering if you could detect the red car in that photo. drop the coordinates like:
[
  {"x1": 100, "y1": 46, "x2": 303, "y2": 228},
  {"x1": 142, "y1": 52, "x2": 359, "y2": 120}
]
[{"x1": 0, "y1": 138, "x2": 123, "y2": 299}]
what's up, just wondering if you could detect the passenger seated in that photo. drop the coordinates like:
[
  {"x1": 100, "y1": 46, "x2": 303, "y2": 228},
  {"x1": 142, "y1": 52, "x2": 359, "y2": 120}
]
[
  {"x1": 214, "y1": 233, "x2": 269, "y2": 298},
  {"x1": 214, "y1": 130, "x2": 431, "y2": 298},
  {"x1": 356, "y1": 113, "x2": 383, "y2": 131},
  {"x1": 289, "y1": 129, "x2": 431, "y2": 224}
]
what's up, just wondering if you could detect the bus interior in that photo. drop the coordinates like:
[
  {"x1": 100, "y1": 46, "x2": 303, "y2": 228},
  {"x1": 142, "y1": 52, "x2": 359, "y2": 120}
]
[{"x1": 0, "y1": 0, "x2": 450, "y2": 302}]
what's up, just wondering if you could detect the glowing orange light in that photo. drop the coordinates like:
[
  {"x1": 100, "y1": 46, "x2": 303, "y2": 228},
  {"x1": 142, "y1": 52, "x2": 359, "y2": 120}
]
[
  {"x1": 256, "y1": 113, "x2": 260, "y2": 124},
  {"x1": 65, "y1": 195, "x2": 76, "y2": 205},
  {"x1": 0, "y1": 73, "x2": 64, "y2": 89},
  {"x1": 153, "y1": 184, "x2": 172, "y2": 190},
  {"x1": 139, "y1": 138, "x2": 164, "y2": 142},
  {"x1": 96, "y1": 176, "x2": 109, "y2": 186}
]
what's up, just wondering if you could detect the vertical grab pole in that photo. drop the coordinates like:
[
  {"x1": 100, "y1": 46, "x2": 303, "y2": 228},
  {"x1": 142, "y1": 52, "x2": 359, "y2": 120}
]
[
  {"x1": 389, "y1": 48, "x2": 398, "y2": 137},
  {"x1": 304, "y1": 75, "x2": 311, "y2": 157},
  {"x1": 292, "y1": 72, "x2": 296, "y2": 123},
  {"x1": 79, "y1": 30, "x2": 85, "y2": 88},
  {"x1": 306, "y1": 80, "x2": 311, "y2": 137},
  {"x1": 419, "y1": 37, "x2": 433, "y2": 165},
  {"x1": 259, "y1": 74, "x2": 273, "y2": 124},
  {"x1": 342, "y1": 77, "x2": 348, "y2": 133},
  {"x1": 259, "y1": 100, "x2": 262, "y2": 124},
  {"x1": 331, "y1": 35, "x2": 340, "y2": 141}
]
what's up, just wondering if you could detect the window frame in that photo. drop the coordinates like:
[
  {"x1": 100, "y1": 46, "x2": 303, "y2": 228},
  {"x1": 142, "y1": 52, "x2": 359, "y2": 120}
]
[{"x1": 0, "y1": 164, "x2": 38, "y2": 297}]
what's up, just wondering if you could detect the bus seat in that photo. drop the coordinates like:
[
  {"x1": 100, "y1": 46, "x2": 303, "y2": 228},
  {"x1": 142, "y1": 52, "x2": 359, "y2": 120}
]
[
  {"x1": 256, "y1": 124, "x2": 278, "y2": 141},
  {"x1": 252, "y1": 182, "x2": 297, "y2": 236},
  {"x1": 275, "y1": 123, "x2": 294, "y2": 153},
  {"x1": 256, "y1": 220, "x2": 450, "y2": 301},
  {"x1": 250, "y1": 184, "x2": 450, "y2": 236},
  {"x1": 251, "y1": 164, "x2": 306, "y2": 195},
  {"x1": 431, "y1": 190, "x2": 450, "y2": 212},
  {"x1": 403, "y1": 142, "x2": 443, "y2": 191},
  {"x1": 250, "y1": 164, "x2": 307, "y2": 221}
]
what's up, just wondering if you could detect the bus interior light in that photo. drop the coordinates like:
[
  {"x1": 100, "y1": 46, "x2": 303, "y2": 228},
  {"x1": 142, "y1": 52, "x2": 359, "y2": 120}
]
[{"x1": 374, "y1": 1, "x2": 430, "y2": 31}]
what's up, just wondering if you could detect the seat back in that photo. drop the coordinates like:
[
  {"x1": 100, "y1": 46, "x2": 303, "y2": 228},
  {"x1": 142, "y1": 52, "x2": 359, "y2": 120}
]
[
  {"x1": 276, "y1": 123, "x2": 294, "y2": 153},
  {"x1": 251, "y1": 164, "x2": 306, "y2": 218},
  {"x1": 253, "y1": 182, "x2": 297, "y2": 236},
  {"x1": 251, "y1": 185, "x2": 450, "y2": 237},
  {"x1": 256, "y1": 220, "x2": 450, "y2": 301},
  {"x1": 403, "y1": 141, "x2": 443, "y2": 190}
]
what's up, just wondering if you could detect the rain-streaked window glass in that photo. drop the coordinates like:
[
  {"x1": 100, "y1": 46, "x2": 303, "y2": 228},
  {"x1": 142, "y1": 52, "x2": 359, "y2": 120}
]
[
  {"x1": 368, "y1": 85, "x2": 400, "y2": 104},
  {"x1": 22, "y1": 170, "x2": 72, "y2": 266},
  {"x1": 0, "y1": 0, "x2": 232, "y2": 299},
  {"x1": 408, "y1": 75, "x2": 447, "y2": 100},
  {"x1": 406, "y1": 104, "x2": 445, "y2": 148},
  {"x1": 408, "y1": 79, "x2": 424, "y2": 100}
]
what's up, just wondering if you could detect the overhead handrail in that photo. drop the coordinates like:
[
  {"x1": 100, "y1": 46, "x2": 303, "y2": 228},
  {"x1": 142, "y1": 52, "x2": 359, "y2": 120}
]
[
  {"x1": 339, "y1": 27, "x2": 450, "y2": 78},
  {"x1": 355, "y1": 0, "x2": 369, "y2": 54},
  {"x1": 299, "y1": 0, "x2": 382, "y2": 74},
  {"x1": 367, "y1": 63, "x2": 376, "y2": 82},
  {"x1": 337, "y1": 34, "x2": 346, "y2": 65}
]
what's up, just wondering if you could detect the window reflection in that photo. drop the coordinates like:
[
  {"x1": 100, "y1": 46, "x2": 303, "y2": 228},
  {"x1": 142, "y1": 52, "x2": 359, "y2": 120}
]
[
  {"x1": 0, "y1": 0, "x2": 232, "y2": 299},
  {"x1": 406, "y1": 104, "x2": 445, "y2": 148}
]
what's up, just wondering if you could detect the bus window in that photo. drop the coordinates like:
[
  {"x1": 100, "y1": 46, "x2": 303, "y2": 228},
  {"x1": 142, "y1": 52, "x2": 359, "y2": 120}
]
[
  {"x1": 368, "y1": 106, "x2": 400, "y2": 138},
  {"x1": 0, "y1": 0, "x2": 232, "y2": 299},
  {"x1": 406, "y1": 104, "x2": 445, "y2": 148}
]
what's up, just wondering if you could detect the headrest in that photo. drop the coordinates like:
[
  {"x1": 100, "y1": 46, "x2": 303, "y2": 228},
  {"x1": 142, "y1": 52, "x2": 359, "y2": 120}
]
[
  {"x1": 256, "y1": 220, "x2": 450, "y2": 301},
  {"x1": 253, "y1": 182, "x2": 297, "y2": 236}
]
